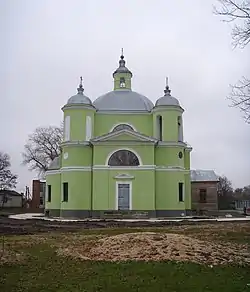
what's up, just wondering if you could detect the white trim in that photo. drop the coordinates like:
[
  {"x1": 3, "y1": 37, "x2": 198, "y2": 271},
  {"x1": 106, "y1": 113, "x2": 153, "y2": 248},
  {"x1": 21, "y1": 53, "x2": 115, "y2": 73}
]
[
  {"x1": 61, "y1": 141, "x2": 90, "y2": 147},
  {"x1": 91, "y1": 128, "x2": 157, "y2": 143},
  {"x1": 105, "y1": 148, "x2": 143, "y2": 166},
  {"x1": 157, "y1": 141, "x2": 187, "y2": 147},
  {"x1": 152, "y1": 106, "x2": 184, "y2": 113},
  {"x1": 64, "y1": 115, "x2": 70, "y2": 141},
  {"x1": 114, "y1": 173, "x2": 135, "y2": 179},
  {"x1": 86, "y1": 116, "x2": 92, "y2": 141},
  {"x1": 96, "y1": 110, "x2": 151, "y2": 115},
  {"x1": 45, "y1": 165, "x2": 189, "y2": 175},
  {"x1": 110, "y1": 123, "x2": 137, "y2": 132},
  {"x1": 116, "y1": 181, "x2": 132, "y2": 210},
  {"x1": 62, "y1": 104, "x2": 96, "y2": 111}
]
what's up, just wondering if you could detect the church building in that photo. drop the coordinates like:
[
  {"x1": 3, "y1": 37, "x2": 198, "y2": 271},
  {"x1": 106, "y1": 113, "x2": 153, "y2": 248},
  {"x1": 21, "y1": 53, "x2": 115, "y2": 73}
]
[{"x1": 45, "y1": 53, "x2": 194, "y2": 218}]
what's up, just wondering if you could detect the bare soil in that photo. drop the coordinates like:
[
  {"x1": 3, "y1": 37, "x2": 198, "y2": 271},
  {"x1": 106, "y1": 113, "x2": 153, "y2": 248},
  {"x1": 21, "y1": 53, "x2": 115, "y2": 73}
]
[
  {"x1": 1, "y1": 216, "x2": 250, "y2": 236},
  {"x1": 57, "y1": 232, "x2": 250, "y2": 266}
]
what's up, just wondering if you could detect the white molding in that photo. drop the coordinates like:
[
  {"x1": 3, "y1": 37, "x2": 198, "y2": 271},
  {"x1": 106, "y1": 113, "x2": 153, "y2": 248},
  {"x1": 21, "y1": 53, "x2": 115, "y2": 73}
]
[
  {"x1": 91, "y1": 128, "x2": 157, "y2": 143},
  {"x1": 109, "y1": 123, "x2": 137, "y2": 132},
  {"x1": 152, "y1": 106, "x2": 184, "y2": 113},
  {"x1": 114, "y1": 173, "x2": 135, "y2": 179},
  {"x1": 105, "y1": 148, "x2": 143, "y2": 166},
  {"x1": 64, "y1": 115, "x2": 70, "y2": 142},
  {"x1": 45, "y1": 165, "x2": 189, "y2": 175},
  {"x1": 115, "y1": 181, "x2": 132, "y2": 210},
  {"x1": 61, "y1": 141, "x2": 91, "y2": 147},
  {"x1": 157, "y1": 141, "x2": 187, "y2": 147},
  {"x1": 86, "y1": 115, "x2": 92, "y2": 141},
  {"x1": 62, "y1": 104, "x2": 96, "y2": 111},
  {"x1": 96, "y1": 110, "x2": 151, "y2": 115}
]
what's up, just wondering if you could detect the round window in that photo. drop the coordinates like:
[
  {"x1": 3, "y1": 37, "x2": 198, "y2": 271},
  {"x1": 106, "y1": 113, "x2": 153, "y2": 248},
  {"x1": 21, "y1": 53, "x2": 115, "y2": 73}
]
[{"x1": 178, "y1": 151, "x2": 183, "y2": 159}]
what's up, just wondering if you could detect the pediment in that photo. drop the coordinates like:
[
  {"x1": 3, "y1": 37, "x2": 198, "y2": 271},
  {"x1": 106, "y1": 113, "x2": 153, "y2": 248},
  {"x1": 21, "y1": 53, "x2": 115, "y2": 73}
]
[
  {"x1": 91, "y1": 129, "x2": 157, "y2": 144},
  {"x1": 114, "y1": 173, "x2": 135, "y2": 179}
]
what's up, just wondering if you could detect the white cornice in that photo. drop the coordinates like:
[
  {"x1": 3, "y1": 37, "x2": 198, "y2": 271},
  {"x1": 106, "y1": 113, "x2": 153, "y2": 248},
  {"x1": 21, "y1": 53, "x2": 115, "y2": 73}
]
[
  {"x1": 95, "y1": 110, "x2": 151, "y2": 115},
  {"x1": 61, "y1": 104, "x2": 96, "y2": 111},
  {"x1": 152, "y1": 106, "x2": 184, "y2": 113},
  {"x1": 91, "y1": 128, "x2": 158, "y2": 143},
  {"x1": 46, "y1": 165, "x2": 189, "y2": 175},
  {"x1": 157, "y1": 141, "x2": 187, "y2": 147}
]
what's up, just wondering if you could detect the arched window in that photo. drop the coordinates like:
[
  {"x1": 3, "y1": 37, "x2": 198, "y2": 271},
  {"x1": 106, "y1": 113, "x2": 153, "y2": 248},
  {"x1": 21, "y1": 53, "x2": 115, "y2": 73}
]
[
  {"x1": 112, "y1": 124, "x2": 134, "y2": 132},
  {"x1": 108, "y1": 150, "x2": 140, "y2": 166},
  {"x1": 156, "y1": 115, "x2": 163, "y2": 141},
  {"x1": 120, "y1": 77, "x2": 126, "y2": 88}
]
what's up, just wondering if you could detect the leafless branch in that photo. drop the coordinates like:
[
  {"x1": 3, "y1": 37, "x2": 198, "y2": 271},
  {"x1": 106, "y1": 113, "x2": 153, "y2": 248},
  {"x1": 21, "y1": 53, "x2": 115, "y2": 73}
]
[
  {"x1": 228, "y1": 77, "x2": 250, "y2": 122},
  {"x1": 214, "y1": 0, "x2": 250, "y2": 48},
  {"x1": 22, "y1": 125, "x2": 63, "y2": 175}
]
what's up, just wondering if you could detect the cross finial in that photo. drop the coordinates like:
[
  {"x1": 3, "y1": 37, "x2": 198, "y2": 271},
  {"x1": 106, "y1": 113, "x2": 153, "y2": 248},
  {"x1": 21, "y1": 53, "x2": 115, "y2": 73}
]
[
  {"x1": 77, "y1": 76, "x2": 84, "y2": 94},
  {"x1": 164, "y1": 76, "x2": 171, "y2": 96},
  {"x1": 166, "y1": 77, "x2": 168, "y2": 87}
]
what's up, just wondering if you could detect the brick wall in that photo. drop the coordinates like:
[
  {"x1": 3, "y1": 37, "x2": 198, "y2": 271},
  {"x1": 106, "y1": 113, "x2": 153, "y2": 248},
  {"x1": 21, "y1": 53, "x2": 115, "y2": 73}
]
[
  {"x1": 31, "y1": 180, "x2": 42, "y2": 209},
  {"x1": 191, "y1": 181, "x2": 218, "y2": 211}
]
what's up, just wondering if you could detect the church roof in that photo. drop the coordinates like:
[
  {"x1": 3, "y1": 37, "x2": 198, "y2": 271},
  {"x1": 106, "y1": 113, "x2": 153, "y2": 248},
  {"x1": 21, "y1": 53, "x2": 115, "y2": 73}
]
[
  {"x1": 66, "y1": 77, "x2": 94, "y2": 107},
  {"x1": 190, "y1": 170, "x2": 219, "y2": 182},
  {"x1": 155, "y1": 78, "x2": 181, "y2": 107},
  {"x1": 93, "y1": 90, "x2": 154, "y2": 112}
]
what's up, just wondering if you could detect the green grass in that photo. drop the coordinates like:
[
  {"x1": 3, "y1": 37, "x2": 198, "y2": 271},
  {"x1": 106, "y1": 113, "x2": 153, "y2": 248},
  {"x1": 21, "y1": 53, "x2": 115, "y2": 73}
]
[
  {"x1": 1, "y1": 244, "x2": 250, "y2": 292},
  {"x1": 1, "y1": 226, "x2": 250, "y2": 292}
]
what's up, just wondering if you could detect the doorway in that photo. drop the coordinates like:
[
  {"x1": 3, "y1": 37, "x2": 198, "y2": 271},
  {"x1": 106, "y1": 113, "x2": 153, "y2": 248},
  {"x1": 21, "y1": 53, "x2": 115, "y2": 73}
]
[{"x1": 116, "y1": 182, "x2": 131, "y2": 210}]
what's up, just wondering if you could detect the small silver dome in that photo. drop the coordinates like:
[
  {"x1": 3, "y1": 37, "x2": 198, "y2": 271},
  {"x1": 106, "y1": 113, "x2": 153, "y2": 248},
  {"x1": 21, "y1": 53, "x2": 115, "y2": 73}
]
[
  {"x1": 48, "y1": 156, "x2": 60, "y2": 170},
  {"x1": 93, "y1": 90, "x2": 154, "y2": 112},
  {"x1": 155, "y1": 83, "x2": 180, "y2": 107},
  {"x1": 67, "y1": 92, "x2": 93, "y2": 105},
  {"x1": 155, "y1": 95, "x2": 180, "y2": 106},
  {"x1": 67, "y1": 77, "x2": 93, "y2": 106}
]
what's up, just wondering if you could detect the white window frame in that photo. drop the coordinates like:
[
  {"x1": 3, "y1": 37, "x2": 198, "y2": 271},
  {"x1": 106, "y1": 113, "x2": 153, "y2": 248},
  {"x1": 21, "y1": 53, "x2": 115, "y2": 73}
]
[
  {"x1": 86, "y1": 115, "x2": 92, "y2": 141},
  {"x1": 64, "y1": 116, "x2": 70, "y2": 141}
]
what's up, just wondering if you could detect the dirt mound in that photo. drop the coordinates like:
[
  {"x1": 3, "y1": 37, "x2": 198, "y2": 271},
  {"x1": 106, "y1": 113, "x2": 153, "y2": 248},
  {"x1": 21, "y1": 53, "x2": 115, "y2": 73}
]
[{"x1": 57, "y1": 232, "x2": 250, "y2": 266}]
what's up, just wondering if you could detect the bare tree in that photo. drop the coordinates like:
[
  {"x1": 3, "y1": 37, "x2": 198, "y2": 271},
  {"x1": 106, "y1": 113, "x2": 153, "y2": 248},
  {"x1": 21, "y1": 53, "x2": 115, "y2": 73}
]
[
  {"x1": 0, "y1": 152, "x2": 18, "y2": 208},
  {"x1": 218, "y1": 175, "x2": 234, "y2": 196},
  {"x1": 214, "y1": 0, "x2": 250, "y2": 122},
  {"x1": 22, "y1": 125, "x2": 63, "y2": 175},
  {"x1": 0, "y1": 152, "x2": 17, "y2": 190}
]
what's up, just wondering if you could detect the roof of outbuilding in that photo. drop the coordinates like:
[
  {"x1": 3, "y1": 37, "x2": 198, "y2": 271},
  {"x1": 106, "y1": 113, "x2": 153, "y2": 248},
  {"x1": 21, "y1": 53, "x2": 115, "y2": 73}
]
[{"x1": 190, "y1": 170, "x2": 219, "y2": 182}]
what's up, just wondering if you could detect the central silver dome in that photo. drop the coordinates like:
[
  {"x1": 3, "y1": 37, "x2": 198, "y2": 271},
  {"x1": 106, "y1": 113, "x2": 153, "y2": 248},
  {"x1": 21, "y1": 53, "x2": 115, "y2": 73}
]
[{"x1": 93, "y1": 90, "x2": 154, "y2": 112}]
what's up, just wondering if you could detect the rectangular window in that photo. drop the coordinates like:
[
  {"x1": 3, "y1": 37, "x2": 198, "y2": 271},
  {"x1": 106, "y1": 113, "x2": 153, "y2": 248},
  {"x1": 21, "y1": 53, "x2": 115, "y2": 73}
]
[
  {"x1": 199, "y1": 189, "x2": 207, "y2": 203},
  {"x1": 86, "y1": 116, "x2": 92, "y2": 141},
  {"x1": 178, "y1": 182, "x2": 184, "y2": 202},
  {"x1": 47, "y1": 185, "x2": 51, "y2": 202},
  {"x1": 63, "y1": 182, "x2": 68, "y2": 202},
  {"x1": 64, "y1": 116, "x2": 70, "y2": 141}
]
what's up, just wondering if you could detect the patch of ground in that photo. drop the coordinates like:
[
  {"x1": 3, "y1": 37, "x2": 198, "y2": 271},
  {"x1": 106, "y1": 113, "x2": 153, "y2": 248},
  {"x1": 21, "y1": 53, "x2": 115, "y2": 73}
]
[
  {"x1": 0, "y1": 249, "x2": 24, "y2": 265},
  {"x1": 57, "y1": 232, "x2": 250, "y2": 266}
]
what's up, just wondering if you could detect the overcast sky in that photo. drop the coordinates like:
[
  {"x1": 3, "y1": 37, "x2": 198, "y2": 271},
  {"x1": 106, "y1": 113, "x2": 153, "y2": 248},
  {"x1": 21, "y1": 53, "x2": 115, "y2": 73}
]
[{"x1": 1, "y1": 0, "x2": 249, "y2": 191}]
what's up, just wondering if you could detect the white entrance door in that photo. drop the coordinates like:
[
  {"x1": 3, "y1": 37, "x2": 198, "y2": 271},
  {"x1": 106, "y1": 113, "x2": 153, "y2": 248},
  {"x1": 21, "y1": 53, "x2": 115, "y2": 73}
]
[{"x1": 117, "y1": 183, "x2": 130, "y2": 210}]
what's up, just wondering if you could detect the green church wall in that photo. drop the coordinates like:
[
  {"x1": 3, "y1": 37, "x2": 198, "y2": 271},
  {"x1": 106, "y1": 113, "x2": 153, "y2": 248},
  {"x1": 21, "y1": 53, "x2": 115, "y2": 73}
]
[
  {"x1": 153, "y1": 109, "x2": 182, "y2": 141},
  {"x1": 155, "y1": 146, "x2": 185, "y2": 168},
  {"x1": 94, "y1": 114, "x2": 152, "y2": 137},
  {"x1": 63, "y1": 108, "x2": 95, "y2": 141},
  {"x1": 92, "y1": 169, "x2": 155, "y2": 210},
  {"x1": 45, "y1": 174, "x2": 61, "y2": 210},
  {"x1": 155, "y1": 171, "x2": 187, "y2": 210},
  {"x1": 60, "y1": 171, "x2": 92, "y2": 210},
  {"x1": 61, "y1": 146, "x2": 92, "y2": 167}
]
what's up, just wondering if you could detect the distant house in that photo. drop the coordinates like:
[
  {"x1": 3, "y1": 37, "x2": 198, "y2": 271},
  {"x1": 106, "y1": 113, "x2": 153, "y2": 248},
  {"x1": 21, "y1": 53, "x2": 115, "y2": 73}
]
[
  {"x1": 0, "y1": 190, "x2": 23, "y2": 208},
  {"x1": 190, "y1": 170, "x2": 219, "y2": 212}
]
